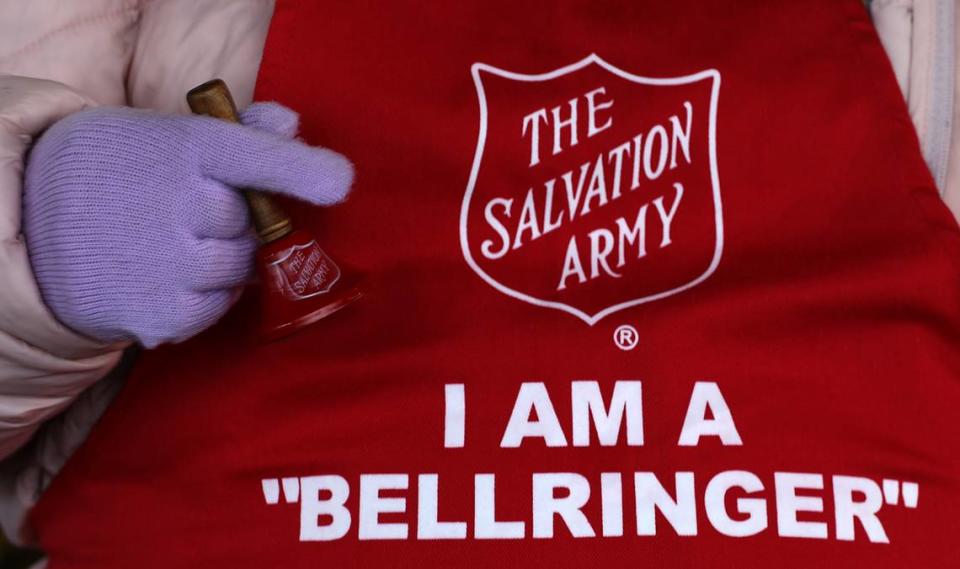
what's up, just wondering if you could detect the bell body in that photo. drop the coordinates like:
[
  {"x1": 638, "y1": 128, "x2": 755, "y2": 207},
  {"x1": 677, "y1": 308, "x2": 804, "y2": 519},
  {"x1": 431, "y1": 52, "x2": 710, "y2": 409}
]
[{"x1": 255, "y1": 229, "x2": 362, "y2": 341}]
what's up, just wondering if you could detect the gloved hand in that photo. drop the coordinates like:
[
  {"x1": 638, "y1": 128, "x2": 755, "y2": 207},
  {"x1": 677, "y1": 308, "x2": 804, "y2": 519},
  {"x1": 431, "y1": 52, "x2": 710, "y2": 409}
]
[{"x1": 22, "y1": 103, "x2": 353, "y2": 348}]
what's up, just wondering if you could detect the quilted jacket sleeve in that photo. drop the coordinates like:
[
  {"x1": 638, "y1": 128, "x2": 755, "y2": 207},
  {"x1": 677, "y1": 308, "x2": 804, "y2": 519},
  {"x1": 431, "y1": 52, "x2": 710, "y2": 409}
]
[
  {"x1": 0, "y1": 0, "x2": 273, "y2": 544},
  {"x1": 0, "y1": 76, "x2": 127, "y2": 462}
]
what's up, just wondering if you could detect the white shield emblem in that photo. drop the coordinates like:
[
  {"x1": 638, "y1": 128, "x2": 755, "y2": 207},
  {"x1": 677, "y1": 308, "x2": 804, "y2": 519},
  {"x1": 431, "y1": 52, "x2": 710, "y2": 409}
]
[{"x1": 460, "y1": 54, "x2": 723, "y2": 324}]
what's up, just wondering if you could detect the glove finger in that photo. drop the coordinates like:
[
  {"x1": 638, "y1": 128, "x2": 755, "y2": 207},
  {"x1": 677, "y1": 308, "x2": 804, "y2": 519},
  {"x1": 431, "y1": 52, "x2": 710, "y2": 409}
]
[
  {"x1": 186, "y1": 179, "x2": 251, "y2": 239},
  {"x1": 171, "y1": 289, "x2": 234, "y2": 344},
  {"x1": 198, "y1": 119, "x2": 354, "y2": 206},
  {"x1": 185, "y1": 235, "x2": 257, "y2": 291},
  {"x1": 240, "y1": 102, "x2": 300, "y2": 138}
]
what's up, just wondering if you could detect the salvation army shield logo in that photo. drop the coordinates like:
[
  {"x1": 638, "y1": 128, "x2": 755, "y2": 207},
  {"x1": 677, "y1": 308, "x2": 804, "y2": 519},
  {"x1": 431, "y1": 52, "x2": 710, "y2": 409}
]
[{"x1": 460, "y1": 54, "x2": 723, "y2": 324}]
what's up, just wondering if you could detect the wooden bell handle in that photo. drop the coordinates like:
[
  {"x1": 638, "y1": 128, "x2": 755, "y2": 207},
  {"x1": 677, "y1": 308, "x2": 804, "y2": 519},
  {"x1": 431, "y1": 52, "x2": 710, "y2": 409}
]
[{"x1": 187, "y1": 79, "x2": 293, "y2": 244}]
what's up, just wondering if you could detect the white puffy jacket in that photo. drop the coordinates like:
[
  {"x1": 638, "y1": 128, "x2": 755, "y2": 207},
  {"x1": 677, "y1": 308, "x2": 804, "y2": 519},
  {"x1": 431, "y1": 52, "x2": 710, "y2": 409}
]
[
  {"x1": 0, "y1": 0, "x2": 274, "y2": 546},
  {"x1": 0, "y1": 0, "x2": 953, "y2": 552}
]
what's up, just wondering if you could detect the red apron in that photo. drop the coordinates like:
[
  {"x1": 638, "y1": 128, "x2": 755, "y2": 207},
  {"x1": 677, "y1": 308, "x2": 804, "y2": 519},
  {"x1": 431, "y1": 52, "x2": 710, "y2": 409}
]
[{"x1": 32, "y1": 1, "x2": 960, "y2": 567}]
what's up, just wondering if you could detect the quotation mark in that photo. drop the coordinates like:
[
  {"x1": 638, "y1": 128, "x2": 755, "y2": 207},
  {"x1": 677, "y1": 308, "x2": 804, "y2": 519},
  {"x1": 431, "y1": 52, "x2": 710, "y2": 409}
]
[
  {"x1": 882, "y1": 479, "x2": 919, "y2": 508},
  {"x1": 262, "y1": 478, "x2": 301, "y2": 505}
]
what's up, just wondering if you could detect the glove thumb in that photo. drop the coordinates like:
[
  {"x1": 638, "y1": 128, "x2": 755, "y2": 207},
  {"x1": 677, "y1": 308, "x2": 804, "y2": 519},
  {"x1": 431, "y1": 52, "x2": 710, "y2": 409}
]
[{"x1": 240, "y1": 102, "x2": 300, "y2": 138}]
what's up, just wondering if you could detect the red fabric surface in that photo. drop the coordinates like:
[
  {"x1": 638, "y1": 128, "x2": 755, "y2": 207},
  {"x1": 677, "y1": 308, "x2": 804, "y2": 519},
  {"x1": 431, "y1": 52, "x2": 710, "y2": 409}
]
[{"x1": 33, "y1": 1, "x2": 960, "y2": 567}]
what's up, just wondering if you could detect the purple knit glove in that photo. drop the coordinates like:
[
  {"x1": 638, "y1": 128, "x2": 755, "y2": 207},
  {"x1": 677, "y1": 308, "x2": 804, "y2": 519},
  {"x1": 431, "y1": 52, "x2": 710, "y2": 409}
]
[{"x1": 22, "y1": 103, "x2": 353, "y2": 348}]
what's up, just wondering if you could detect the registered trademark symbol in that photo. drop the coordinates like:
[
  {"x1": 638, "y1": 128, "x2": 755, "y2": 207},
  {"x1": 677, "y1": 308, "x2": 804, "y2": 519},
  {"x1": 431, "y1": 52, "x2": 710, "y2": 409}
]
[{"x1": 613, "y1": 324, "x2": 639, "y2": 351}]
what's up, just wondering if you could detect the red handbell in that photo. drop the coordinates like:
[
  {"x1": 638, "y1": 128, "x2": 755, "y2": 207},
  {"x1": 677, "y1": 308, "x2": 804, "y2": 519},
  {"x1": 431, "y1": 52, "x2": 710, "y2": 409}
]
[
  {"x1": 255, "y1": 229, "x2": 362, "y2": 341},
  {"x1": 187, "y1": 79, "x2": 362, "y2": 342}
]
